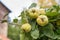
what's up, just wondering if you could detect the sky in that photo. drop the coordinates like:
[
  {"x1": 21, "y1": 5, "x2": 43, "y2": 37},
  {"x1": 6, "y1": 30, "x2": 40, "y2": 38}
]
[
  {"x1": 0, "y1": 0, "x2": 60, "y2": 22},
  {"x1": 1, "y1": 0, "x2": 37, "y2": 21}
]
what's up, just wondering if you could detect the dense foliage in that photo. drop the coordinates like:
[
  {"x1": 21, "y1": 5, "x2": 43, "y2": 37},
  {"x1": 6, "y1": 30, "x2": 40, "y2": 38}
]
[
  {"x1": 8, "y1": 3, "x2": 60, "y2": 40},
  {"x1": 8, "y1": 24, "x2": 20, "y2": 40}
]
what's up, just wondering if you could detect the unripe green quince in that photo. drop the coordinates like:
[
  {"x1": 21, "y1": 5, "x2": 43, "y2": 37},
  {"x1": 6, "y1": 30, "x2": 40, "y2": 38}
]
[
  {"x1": 28, "y1": 8, "x2": 40, "y2": 18},
  {"x1": 39, "y1": 8, "x2": 46, "y2": 15},
  {"x1": 36, "y1": 15, "x2": 49, "y2": 26},
  {"x1": 21, "y1": 23, "x2": 31, "y2": 32}
]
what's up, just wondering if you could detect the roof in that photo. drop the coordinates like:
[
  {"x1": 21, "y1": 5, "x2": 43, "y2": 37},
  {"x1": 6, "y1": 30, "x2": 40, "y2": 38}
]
[{"x1": 0, "y1": 1, "x2": 11, "y2": 13}]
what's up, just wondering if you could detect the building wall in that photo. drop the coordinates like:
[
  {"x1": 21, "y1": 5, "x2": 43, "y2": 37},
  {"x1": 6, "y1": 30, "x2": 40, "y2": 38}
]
[{"x1": 0, "y1": 3, "x2": 9, "y2": 37}]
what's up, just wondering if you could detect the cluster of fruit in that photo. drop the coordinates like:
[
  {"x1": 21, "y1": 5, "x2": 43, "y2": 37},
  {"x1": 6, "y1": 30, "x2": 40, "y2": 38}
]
[
  {"x1": 21, "y1": 8, "x2": 49, "y2": 32},
  {"x1": 19, "y1": 4, "x2": 60, "y2": 40}
]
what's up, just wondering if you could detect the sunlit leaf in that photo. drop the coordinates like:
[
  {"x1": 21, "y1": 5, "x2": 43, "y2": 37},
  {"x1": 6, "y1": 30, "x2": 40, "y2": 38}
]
[
  {"x1": 31, "y1": 29, "x2": 39, "y2": 39},
  {"x1": 46, "y1": 12, "x2": 58, "y2": 17},
  {"x1": 29, "y1": 3, "x2": 37, "y2": 9}
]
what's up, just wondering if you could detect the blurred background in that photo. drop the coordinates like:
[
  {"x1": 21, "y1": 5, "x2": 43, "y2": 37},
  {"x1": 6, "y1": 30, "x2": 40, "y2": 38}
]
[{"x1": 1, "y1": 0, "x2": 60, "y2": 22}]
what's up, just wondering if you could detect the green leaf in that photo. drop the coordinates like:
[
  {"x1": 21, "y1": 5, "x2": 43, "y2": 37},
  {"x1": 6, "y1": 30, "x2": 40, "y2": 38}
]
[
  {"x1": 30, "y1": 21, "x2": 36, "y2": 30},
  {"x1": 56, "y1": 20, "x2": 60, "y2": 26},
  {"x1": 39, "y1": 29, "x2": 44, "y2": 38},
  {"x1": 53, "y1": 32, "x2": 60, "y2": 40},
  {"x1": 24, "y1": 37, "x2": 30, "y2": 40},
  {"x1": 18, "y1": 15, "x2": 21, "y2": 17},
  {"x1": 41, "y1": 23, "x2": 57, "y2": 39},
  {"x1": 31, "y1": 29, "x2": 39, "y2": 39},
  {"x1": 13, "y1": 19, "x2": 18, "y2": 23},
  {"x1": 8, "y1": 24, "x2": 20, "y2": 40},
  {"x1": 21, "y1": 10, "x2": 28, "y2": 24},
  {"x1": 48, "y1": 38, "x2": 55, "y2": 40},
  {"x1": 49, "y1": 14, "x2": 60, "y2": 22},
  {"x1": 57, "y1": 35, "x2": 60, "y2": 39},
  {"x1": 21, "y1": 13, "x2": 28, "y2": 24},
  {"x1": 46, "y1": 12, "x2": 58, "y2": 17},
  {"x1": 21, "y1": 18, "x2": 28, "y2": 24},
  {"x1": 49, "y1": 18, "x2": 57, "y2": 22},
  {"x1": 56, "y1": 28, "x2": 60, "y2": 34},
  {"x1": 53, "y1": 5, "x2": 60, "y2": 11},
  {"x1": 29, "y1": 3, "x2": 37, "y2": 9},
  {"x1": 20, "y1": 33, "x2": 25, "y2": 40},
  {"x1": 46, "y1": 5, "x2": 60, "y2": 17}
]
